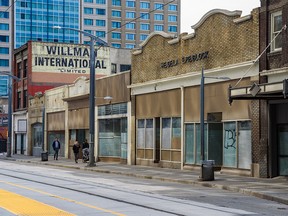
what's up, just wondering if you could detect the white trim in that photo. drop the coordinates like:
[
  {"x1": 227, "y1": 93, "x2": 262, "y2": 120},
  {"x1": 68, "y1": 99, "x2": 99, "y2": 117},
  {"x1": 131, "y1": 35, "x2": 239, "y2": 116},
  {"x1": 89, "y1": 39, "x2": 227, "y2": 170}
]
[
  {"x1": 180, "y1": 86, "x2": 184, "y2": 170},
  {"x1": 191, "y1": 9, "x2": 242, "y2": 31},
  {"x1": 233, "y1": 15, "x2": 252, "y2": 24},
  {"x1": 129, "y1": 61, "x2": 259, "y2": 96},
  {"x1": 260, "y1": 66, "x2": 288, "y2": 76},
  {"x1": 132, "y1": 31, "x2": 175, "y2": 55},
  {"x1": 271, "y1": 11, "x2": 282, "y2": 52}
]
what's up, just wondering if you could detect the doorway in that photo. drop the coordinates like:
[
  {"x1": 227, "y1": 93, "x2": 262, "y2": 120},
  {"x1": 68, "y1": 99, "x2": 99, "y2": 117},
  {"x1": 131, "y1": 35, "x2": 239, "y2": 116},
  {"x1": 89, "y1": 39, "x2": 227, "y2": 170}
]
[
  {"x1": 154, "y1": 118, "x2": 160, "y2": 163},
  {"x1": 277, "y1": 124, "x2": 288, "y2": 175},
  {"x1": 15, "y1": 133, "x2": 26, "y2": 154}
]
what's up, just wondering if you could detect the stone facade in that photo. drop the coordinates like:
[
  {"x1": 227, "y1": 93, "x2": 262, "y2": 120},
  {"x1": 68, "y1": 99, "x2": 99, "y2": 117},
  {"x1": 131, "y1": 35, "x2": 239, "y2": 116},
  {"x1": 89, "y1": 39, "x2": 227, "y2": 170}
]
[{"x1": 132, "y1": 9, "x2": 259, "y2": 85}]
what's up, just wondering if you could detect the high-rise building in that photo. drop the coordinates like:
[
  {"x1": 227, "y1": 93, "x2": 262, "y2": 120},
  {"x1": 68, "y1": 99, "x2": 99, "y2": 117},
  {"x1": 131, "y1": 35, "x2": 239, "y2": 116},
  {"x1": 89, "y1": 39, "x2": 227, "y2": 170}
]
[
  {"x1": 0, "y1": 0, "x2": 180, "y2": 94},
  {"x1": 12, "y1": 0, "x2": 180, "y2": 49},
  {"x1": 14, "y1": 0, "x2": 80, "y2": 48},
  {"x1": 0, "y1": 0, "x2": 12, "y2": 77},
  {"x1": 81, "y1": 0, "x2": 181, "y2": 49}
]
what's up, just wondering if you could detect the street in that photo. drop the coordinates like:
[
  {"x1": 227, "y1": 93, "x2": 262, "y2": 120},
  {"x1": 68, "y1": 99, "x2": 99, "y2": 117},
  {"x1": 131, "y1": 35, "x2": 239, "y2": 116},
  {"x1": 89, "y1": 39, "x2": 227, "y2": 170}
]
[{"x1": 0, "y1": 160, "x2": 287, "y2": 215}]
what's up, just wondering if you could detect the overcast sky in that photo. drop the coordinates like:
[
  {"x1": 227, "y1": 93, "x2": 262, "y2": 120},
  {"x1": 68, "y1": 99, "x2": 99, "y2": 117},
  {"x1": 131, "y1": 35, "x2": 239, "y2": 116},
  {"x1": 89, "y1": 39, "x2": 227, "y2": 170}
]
[{"x1": 180, "y1": 0, "x2": 261, "y2": 33}]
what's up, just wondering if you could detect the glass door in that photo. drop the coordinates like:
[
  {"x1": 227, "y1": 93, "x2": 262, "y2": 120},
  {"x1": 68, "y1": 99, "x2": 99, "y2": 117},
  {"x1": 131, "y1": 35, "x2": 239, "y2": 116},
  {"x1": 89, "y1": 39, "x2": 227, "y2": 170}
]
[{"x1": 278, "y1": 124, "x2": 288, "y2": 175}]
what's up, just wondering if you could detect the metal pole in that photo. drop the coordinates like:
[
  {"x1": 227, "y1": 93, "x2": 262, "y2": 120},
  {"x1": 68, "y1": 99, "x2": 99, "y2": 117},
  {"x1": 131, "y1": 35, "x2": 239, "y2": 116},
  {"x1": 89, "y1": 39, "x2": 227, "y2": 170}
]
[
  {"x1": 42, "y1": 107, "x2": 45, "y2": 151},
  {"x1": 88, "y1": 37, "x2": 96, "y2": 167},
  {"x1": 200, "y1": 68, "x2": 205, "y2": 179},
  {"x1": 6, "y1": 77, "x2": 12, "y2": 157},
  {"x1": 200, "y1": 68, "x2": 205, "y2": 162},
  {"x1": 52, "y1": 26, "x2": 107, "y2": 167}
]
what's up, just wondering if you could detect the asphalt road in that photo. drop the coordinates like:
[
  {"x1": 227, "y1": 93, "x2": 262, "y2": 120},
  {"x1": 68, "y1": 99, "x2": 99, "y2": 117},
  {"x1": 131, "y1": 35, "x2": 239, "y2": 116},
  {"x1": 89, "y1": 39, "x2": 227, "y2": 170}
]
[{"x1": 0, "y1": 160, "x2": 287, "y2": 216}]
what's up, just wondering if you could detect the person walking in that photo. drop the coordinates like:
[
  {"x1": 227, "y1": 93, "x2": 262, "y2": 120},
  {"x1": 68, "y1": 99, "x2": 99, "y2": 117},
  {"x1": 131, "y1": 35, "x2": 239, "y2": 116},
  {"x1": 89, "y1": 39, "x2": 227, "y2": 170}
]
[
  {"x1": 52, "y1": 137, "x2": 61, "y2": 160},
  {"x1": 73, "y1": 140, "x2": 81, "y2": 163},
  {"x1": 82, "y1": 139, "x2": 89, "y2": 163},
  {"x1": 82, "y1": 139, "x2": 89, "y2": 149}
]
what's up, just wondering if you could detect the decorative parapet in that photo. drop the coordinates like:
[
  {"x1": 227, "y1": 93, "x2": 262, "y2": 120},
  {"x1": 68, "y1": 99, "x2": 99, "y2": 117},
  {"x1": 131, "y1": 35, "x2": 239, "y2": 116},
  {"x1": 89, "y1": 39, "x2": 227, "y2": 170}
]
[
  {"x1": 132, "y1": 31, "x2": 176, "y2": 55},
  {"x1": 191, "y1": 9, "x2": 242, "y2": 30}
]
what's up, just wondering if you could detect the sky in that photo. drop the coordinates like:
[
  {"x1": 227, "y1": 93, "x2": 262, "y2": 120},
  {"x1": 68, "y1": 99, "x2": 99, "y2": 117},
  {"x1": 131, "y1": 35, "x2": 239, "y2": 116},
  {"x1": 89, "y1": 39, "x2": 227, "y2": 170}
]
[{"x1": 180, "y1": 0, "x2": 261, "y2": 33}]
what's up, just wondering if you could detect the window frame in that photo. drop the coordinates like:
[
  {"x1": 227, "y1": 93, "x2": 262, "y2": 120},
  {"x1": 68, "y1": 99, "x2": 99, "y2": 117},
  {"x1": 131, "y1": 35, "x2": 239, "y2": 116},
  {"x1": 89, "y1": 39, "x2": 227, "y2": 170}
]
[
  {"x1": 271, "y1": 11, "x2": 282, "y2": 52},
  {"x1": 140, "y1": 1, "x2": 150, "y2": 9}
]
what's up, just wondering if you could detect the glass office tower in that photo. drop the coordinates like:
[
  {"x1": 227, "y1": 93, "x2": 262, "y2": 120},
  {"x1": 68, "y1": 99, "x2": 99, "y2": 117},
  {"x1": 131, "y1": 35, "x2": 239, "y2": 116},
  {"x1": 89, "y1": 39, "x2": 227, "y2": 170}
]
[
  {"x1": 14, "y1": 0, "x2": 80, "y2": 48},
  {"x1": 81, "y1": 0, "x2": 180, "y2": 49}
]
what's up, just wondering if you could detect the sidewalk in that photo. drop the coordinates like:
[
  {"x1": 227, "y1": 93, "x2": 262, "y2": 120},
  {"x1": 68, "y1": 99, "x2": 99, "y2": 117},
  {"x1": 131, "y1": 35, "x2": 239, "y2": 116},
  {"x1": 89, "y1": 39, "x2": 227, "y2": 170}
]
[{"x1": 1, "y1": 154, "x2": 288, "y2": 205}]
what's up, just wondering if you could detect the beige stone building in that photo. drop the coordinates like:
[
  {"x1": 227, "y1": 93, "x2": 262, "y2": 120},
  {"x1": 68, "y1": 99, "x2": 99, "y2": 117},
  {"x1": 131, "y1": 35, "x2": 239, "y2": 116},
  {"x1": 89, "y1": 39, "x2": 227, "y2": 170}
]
[
  {"x1": 29, "y1": 72, "x2": 132, "y2": 163},
  {"x1": 130, "y1": 9, "x2": 259, "y2": 176}
]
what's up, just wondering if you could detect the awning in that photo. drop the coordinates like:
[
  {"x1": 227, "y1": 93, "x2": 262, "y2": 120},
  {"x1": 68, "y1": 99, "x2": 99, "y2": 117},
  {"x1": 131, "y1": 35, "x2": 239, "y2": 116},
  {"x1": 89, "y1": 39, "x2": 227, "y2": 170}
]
[{"x1": 228, "y1": 79, "x2": 288, "y2": 104}]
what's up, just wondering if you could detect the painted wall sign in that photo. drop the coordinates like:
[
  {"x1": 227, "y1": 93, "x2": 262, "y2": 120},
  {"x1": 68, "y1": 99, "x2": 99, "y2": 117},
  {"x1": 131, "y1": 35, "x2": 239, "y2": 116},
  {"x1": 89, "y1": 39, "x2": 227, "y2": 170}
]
[
  {"x1": 160, "y1": 51, "x2": 209, "y2": 68},
  {"x1": 32, "y1": 42, "x2": 110, "y2": 75}
]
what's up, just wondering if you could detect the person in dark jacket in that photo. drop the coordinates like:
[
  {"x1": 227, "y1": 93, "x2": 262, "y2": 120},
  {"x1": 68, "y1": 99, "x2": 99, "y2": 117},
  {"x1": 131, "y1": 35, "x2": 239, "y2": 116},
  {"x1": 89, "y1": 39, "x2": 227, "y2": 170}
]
[
  {"x1": 82, "y1": 139, "x2": 89, "y2": 149},
  {"x1": 73, "y1": 140, "x2": 81, "y2": 163},
  {"x1": 52, "y1": 137, "x2": 61, "y2": 160},
  {"x1": 82, "y1": 139, "x2": 89, "y2": 163}
]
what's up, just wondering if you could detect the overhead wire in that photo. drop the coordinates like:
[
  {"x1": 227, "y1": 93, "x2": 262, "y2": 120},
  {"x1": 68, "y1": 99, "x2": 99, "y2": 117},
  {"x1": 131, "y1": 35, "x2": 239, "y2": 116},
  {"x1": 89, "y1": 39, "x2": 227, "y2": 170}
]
[
  {"x1": 233, "y1": 24, "x2": 287, "y2": 88},
  {"x1": 0, "y1": 0, "x2": 177, "y2": 76},
  {"x1": 0, "y1": 0, "x2": 18, "y2": 17}
]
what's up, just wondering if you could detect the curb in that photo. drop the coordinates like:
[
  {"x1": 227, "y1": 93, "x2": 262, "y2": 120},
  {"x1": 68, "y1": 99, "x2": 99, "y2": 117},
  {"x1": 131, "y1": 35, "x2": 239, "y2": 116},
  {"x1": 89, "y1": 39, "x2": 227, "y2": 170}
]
[{"x1": 1, "y1": 157, "x2": 287, "y2": 206}]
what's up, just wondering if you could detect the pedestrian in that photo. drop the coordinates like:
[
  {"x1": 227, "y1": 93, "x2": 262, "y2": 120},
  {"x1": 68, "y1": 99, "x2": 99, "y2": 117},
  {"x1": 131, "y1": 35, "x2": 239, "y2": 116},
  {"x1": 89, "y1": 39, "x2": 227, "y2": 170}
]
[
  {"x1": 82, "y1": 139, "x2": 89, "y2": 163},
  {"x1": 73, "y1": 140, "x2": 81, "y2": 163},
  {"x1": 82, "y1": 139, "x2": 89, "y2": 149},
  {"x1": 52, "y1": 137, "x2": 61, "y2": 160}
]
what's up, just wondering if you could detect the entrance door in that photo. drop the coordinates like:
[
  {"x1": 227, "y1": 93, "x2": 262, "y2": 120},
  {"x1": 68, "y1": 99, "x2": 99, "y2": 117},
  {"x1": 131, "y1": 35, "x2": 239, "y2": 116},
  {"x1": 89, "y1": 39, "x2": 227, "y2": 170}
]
[
  {"x1": 15, "y1": 133, "x2": 26, "y2": 154},
  {"x1": 154, "y1": 118, "x2": 160, "y2": 163},
  {"x1": 278, "y1": 124, "x2": 288, "y2": 175},
  {"x1": 77, "y1": 129, "x2": 86, "y2": 144}
]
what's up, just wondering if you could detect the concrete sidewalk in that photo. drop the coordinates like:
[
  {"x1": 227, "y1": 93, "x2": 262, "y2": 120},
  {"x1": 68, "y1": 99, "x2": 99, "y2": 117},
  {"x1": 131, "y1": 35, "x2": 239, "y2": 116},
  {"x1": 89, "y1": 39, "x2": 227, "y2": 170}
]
[{"x1": 1, "y1": 154, "x2": 288, "y2": 205}]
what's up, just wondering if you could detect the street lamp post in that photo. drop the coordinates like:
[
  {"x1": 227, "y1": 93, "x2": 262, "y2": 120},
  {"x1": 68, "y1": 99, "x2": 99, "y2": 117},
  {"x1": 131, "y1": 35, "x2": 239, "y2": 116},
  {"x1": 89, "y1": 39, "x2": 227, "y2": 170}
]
[
  {"x1": 0, "y1": 72, "x2": 20, "y2": 157},
  {"x1": 199, "y1": 68, "x2": 230, "y2": 180},
  {"x1": 53, "y1": 26, "x2": 107, "y2": 167},
  {"x1": 7, "y1": 77, "x2": 12, "y2": 157}
]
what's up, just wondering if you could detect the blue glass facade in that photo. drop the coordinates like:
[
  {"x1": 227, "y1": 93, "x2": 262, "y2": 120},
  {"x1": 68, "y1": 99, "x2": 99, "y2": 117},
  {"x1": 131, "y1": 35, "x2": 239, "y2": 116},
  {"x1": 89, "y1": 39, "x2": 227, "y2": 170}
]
[
  {"x1": 0, "y1": 76, "x2": 8, "y2": 96},
  {"x1": 15, "y1": 0, "x2": 80, "y2": 48}
]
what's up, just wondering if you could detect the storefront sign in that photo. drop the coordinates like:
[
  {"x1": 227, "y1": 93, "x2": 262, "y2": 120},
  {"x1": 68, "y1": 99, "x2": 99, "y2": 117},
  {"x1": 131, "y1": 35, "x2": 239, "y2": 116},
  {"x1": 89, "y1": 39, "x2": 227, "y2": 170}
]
[
  {"x1": 161, "y1": 51, "x2": 209, "y2": 68},
  {"x1": 32, "y1": 42, "x2": 110, "y2": 74}
]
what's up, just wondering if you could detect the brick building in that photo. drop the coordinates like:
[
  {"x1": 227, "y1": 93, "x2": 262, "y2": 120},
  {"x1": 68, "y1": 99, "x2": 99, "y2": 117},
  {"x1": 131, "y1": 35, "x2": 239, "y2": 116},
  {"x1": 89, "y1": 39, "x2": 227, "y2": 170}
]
[
  {"x1": 230, "y1": 0, "x2": 288, "y2": 177},
  {"x1": 131, "y1": 9, "x2": 259, "y2": 175}
]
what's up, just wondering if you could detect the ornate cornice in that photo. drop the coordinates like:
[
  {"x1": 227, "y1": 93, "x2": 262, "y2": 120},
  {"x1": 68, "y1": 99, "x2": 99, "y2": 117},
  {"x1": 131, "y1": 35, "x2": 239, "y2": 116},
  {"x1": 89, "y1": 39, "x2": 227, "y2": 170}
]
[
  {"x1": 191, "y1": 9, "x2": 242, "y2": 30},
  {"x1": 132, "y1": 31, "x2": 176, "y2": 55}
]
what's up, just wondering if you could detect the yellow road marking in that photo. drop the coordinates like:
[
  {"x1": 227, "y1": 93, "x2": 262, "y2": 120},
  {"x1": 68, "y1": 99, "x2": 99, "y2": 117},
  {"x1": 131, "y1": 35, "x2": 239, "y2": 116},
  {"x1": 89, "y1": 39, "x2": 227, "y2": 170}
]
[
  {"x1": 0, "y1": 180, "x2": 126, "y2": 216},
  {"x1": 0, "y1": 189, "x2": 75, "y2": 216}
]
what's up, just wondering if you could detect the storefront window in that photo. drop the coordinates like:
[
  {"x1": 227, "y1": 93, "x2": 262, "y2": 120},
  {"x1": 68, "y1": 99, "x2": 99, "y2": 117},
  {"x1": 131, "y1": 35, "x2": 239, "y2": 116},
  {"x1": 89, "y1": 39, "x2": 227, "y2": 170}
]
[
  {"x1": 99, "y1": 119, "x2": 121, "y2": 157},
  {"x1": 137, "y1": 119, "x2": 145, "y2": 148},
  {"x1": 161, "y1": 117, "x2": 181, "y2": 162},
  {"x1": 98, "y1": 103, "x2": 127, "y2": 116},
  {"x1": 185, "y1": 124, "x2": 194, "y2": 164},
  {"x1": 120, "y1": 118, "x2": 127, "y2": 159},
  {"x1": 146, "y1": 119, "x2": 153, "y2": 148},
  {"x1": 161, "y1": 118, "x2": 171, "y2": 149},
  {"x1": 223, "y1": 122, "x2": 237, "y2": 167},
  {"x1": 238, "y1": 121, "x2": 251, "y2": 169},
  {"x1": 33, "y1": 124, "x2": 42, "y2": 148},
  {"x1": 136, "y1": 119, "x2": 154, "y2": 159}
]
